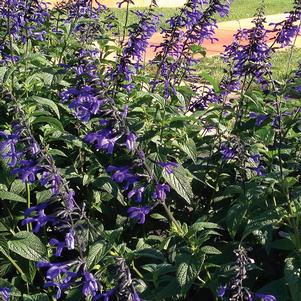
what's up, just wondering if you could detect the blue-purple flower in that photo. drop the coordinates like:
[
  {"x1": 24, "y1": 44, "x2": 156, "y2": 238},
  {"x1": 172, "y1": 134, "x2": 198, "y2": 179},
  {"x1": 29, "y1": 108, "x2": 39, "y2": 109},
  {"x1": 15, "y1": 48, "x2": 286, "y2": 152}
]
[
  {"x1": 0, "y1": 130, "x2": 22, "y2": 168},
  {"x1": 38, "y1": 261, "x2": 78, "y2": 299},
  {"x1": 82, "y1": 272, "x2": 99, "y2": 297},
  {"x1": 0, "y1": 287, "x2": 10, "y2": 301},
  {"x1": 217, "y1": 285, "x2": 226, "y2": 297},
  {"x1": 128, "y1": 186, "x2": 145, "y2": 203},
  {"x1": 254, "y1": 293, "x2": 277, "y2": 301},
  {"x1": 49, "y1": 239, "x2": 66, "y2": 257},
  {"x1": 107, "y1": 165, "x2": 139, "y2": 190},
  {"x1": 65, "y1": 230, "x2": 75, "y2": 250},
  {"x1": 220, "y1": 144, "x2": 236, "y2": 161},
  {"x1": 158, "y1": 161, "x2": 178, "y2": 174},
  {"x1": 85, "y1": 129, "x2": 120, "y2": 154},
  {"x1": 12, "y1": 160, "x2": 41, "y2": 183},
  {"x1": 126, "y1": 132, "x2": 137, "y2": 151},
  {"x1": 22, "y1": 203, "x2": 57, "y2": 233},
  {"x1": 249, "y1": 112, "x2": 269, "y2": 126},
  {"x1": 128, "y1": 206, "x2": 151, "y2": 224},
  {"x1": 153, "y1": 184, "x2": 170, "y2": 202}
]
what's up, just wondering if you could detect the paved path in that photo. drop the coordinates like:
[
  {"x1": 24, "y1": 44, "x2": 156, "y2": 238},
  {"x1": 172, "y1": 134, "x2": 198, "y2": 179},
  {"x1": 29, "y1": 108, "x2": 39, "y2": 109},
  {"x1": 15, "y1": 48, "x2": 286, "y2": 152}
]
[{"x1": 145, "y1": 14, "x2": 301, "y2": 60}]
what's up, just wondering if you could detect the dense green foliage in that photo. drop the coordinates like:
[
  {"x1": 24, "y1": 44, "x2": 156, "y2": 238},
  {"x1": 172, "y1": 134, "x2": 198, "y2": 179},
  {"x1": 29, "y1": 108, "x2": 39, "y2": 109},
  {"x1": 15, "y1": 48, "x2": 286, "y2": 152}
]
[{"x1": 0, "y1": 0, "x2": 300, "y2": 301}]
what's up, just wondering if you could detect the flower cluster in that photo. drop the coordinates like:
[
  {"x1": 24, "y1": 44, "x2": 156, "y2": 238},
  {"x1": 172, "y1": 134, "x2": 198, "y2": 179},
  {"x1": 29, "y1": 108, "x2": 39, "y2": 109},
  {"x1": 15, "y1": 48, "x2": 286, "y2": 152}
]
[
  {"x1": 270, "y1": 0, "x2": 301, "y2": 48},
  {"x1": 109, "y1": 9, "x2": 160, "y2": 91},
  {"x1": 0, "y1": 0, "x2": 49, "y2": 63},
  {"x1": 221, "y1": 8, "x2": 272, "y2": 92},
  {"x1": 0, "y1": 92, "x2": 102, "y2": 299},
  {"x1": 52, "y1": 0, "x2": 107, "y2": 43},
  {"x1": 60, "y1": 10, "x2": 175, "y2": 226},
  {"x1": 289, "y1": 63, "x2": 301, "y2": 93},
  {"x1": 152, "y1": 0, "x2": 232, "y2": 98},
  {"x1": 60, "y1": 49, "x2": 103, "y2": 122},
  {"x1": 189, "y1": 86, "x2": 221, "y2": 111},
  {"x1": 218, "y1": 247, "x2": 276, "y2": 301}
]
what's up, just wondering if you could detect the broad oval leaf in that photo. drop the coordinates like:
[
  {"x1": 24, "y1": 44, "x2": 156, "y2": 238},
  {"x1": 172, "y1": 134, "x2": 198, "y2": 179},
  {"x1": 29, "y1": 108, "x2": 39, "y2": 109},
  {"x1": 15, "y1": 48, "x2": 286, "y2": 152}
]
[
  {"x1": 0, "y1": 191, "x2": 26, "y2": 203},
  {"x1": 8, "y1": 231, "x2": 47, "y2": 261},
  {"x1": 162, "y1": 165, "x2": 193, "y2": 204}
]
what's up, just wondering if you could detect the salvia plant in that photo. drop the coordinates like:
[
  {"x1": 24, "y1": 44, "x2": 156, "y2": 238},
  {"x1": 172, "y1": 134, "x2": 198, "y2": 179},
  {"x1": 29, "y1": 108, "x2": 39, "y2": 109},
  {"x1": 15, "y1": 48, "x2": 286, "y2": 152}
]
[{"x1": 0, "y1": 0, "x2": 300, "y2": 300}]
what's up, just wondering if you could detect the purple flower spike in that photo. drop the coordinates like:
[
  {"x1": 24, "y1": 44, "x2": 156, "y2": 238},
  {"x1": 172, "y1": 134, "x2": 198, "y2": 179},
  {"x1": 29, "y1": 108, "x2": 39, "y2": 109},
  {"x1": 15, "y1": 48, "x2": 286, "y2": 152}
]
[
  {"x1": 153, "y1": 184, "x2": 170, "y2": 202},
  {"x1": 0, "y1": 287, "x2": 10, "y2": 301},
  {"x1": 126, "y1": 132, "x2": 137, "y2": 151},
  {"x1": 128, "y1": 206, "x2": 151, "y2": 224},
  {"x1": 270, "y1": 0, "x2": 301, "y2": 48},
  {"x1": 83, "y1": 272, "x2": 99, "y2": 297}
]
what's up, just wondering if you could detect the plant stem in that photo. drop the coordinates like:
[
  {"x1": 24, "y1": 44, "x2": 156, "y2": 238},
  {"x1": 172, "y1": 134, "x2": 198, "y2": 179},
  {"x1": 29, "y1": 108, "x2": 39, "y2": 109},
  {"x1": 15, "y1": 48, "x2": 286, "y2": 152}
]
[
  {"x1": 4, "y1": 252, "x2": 26, "y2": 278},
  {"x1": 162, "y1": 202, "x2": 183, "y2": 234},
  {"x1": 26, "y1": 182, "x2": 32, "y2": 232}
]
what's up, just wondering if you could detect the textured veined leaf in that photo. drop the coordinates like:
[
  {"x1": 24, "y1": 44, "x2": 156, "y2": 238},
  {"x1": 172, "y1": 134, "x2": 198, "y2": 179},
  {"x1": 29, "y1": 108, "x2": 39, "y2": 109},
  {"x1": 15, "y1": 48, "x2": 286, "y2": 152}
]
[
  {"x1": 285, "y1": 257, "x2": 301, "y2": 301},
  {"x1": 32, "y1": 116, "x2": 64, "y2": 132},
  {"x1": 133, "y1": 248, "x2": 165, "y2": 261},
  {"x1": 162, "y1": 165, "x2": 193, "y2": 204},
  {"x1": 8, "y1": 231, "x2": 46, "y2": 261},
  {"x1": 87, "y1": 240, "x2": 109, "y2": 269},
  {"x1": 242, "y1": 210, "x2": 280, "y2": 241},
  {"x1": 200, "y1": 245, "x2": 221, "y2": 255},
  {"x1": 173, "y1": 139, "x2": 197, "y2": 163},
  {"x1": 31, "y1": 96, "x2": 60, "y2": 118},
  {"x1": 23, "y1": 294, "x2": 49, "y2": 301},
  {"x1": 176, "y1": 253, "x2": 205, "y2": 294},
  {"x1": 0, "y1": 191, "x2": 26, "y2": 203}
]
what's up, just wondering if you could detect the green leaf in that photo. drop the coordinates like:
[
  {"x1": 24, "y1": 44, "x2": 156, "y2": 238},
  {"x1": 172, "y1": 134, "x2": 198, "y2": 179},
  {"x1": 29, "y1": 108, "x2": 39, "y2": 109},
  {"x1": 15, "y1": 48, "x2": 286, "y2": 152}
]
[
  {"x1": 32, "y1": 116, "x2": 64, "y2": 132},
  {"x1": 258, "y1": 278, "x2": 288, "y2": 301},
  {"x1": 284, "y1": 257, "x2": 301, "y2": 301},
  {"x1": 87, "y1": 240, "x2": 109, "y2": 269},
  {"x1": 173, "y1": 139, "x2": 197, "y2": 163},
  {"x1": 201, "y1": 72, "x2": 220, "y2": 92},
  {"x1": 162, "y1": 165, "x2": 193, "y2": 204},
  {"x1": 242, "y1": 210, "x2": 280, "y2": 241},
  {"x1": 93, "y1": 176, "x2": 125, "y2": 205},
  {"x1": 192, "y1": 221, "x2": 222, "y2": 232},
  {"x1": 176, "y1": 253, "x2": 204, "y2": 294},
  {"x1": 133, "y1": 248, "x2": 165, "y2": 261},
  {"x1": 226, "y1": 201, "x2": 248, "y2": 239},
  {"x1": 8, "y1": 231, "x2": 47, "y2": 261},
  {"x1": 0, "y1": 191, "x2": 26, "y2": 203},
  {"x1": 31, "y1": 96, "x2": 60, "y2": 118},
  {"x1": 0, "y1": 236, "x2": 10, "y2": 257},
  {"x1": 23, "y1": 294, "x2": 49, "y2": 301},
  {"x1": 200, "y1": 245, "x2": 221, "y2": 255}
]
